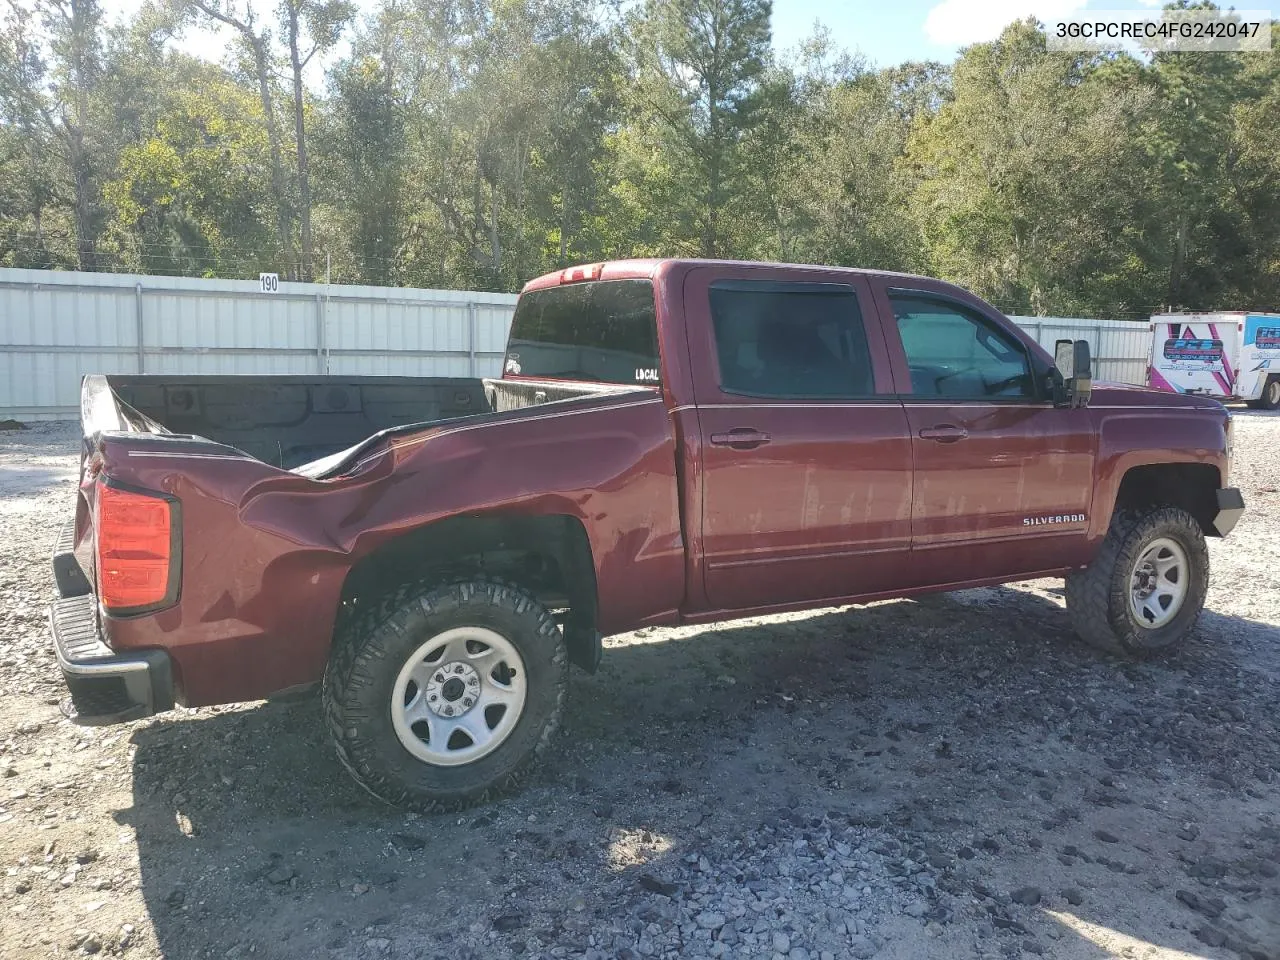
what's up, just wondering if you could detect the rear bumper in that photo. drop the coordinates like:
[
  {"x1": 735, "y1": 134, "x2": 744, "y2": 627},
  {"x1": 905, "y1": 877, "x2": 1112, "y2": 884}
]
[
  {"x1": 49, "y1": 521, "x2": 174, "y2": 725},
  {"x1": 1212, "y1": 487, "x2": 1245, "y2": 538}
]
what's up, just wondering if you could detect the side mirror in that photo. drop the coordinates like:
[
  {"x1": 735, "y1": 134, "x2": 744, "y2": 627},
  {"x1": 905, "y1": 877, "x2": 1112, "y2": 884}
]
[{"x1": 1054, "y1": 339, "x2": 1092, "y2": 408}]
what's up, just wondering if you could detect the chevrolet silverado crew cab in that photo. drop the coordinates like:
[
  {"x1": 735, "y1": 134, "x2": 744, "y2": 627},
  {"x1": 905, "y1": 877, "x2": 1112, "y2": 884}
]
[{"x1": 50, "y1": 259, "x2": 1246, "y2": 810}]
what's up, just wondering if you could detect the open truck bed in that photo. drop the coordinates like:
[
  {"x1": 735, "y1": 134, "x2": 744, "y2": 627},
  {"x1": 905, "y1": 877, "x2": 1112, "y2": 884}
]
[{"x1": 98, "y1": 374, "x2": 635, "y2": 475}]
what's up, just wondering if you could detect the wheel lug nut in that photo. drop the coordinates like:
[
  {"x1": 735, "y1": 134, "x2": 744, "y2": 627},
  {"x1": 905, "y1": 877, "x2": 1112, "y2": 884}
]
[
  {"x1": 434, "y1": 673, "x2": 444, "y2": 682},
  {"x1": 443, "y1": 706, "x2": 453, "y2": 716},
  {"x1": 463, "y1": 698, "x2": 473, "y2": 708}
]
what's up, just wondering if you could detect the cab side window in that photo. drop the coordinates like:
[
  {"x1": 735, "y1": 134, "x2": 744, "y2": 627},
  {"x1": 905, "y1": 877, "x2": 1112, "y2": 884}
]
[
  {"x1": 891, "y1": 294, "x2": 1034, "y2": 399},
  {"x1": 710, "y1": 281, "x2": 874, "y2": 398}
]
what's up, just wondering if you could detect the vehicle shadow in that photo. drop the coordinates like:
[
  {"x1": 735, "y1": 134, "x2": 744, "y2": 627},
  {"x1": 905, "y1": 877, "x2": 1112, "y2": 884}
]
[
  {"x1": 0, "y1": 424, "x2": 80, "y2": 499},
  {"x1": 0, "y1": 463, "x2": 77, "y2": 498},
  {"x1": 0, "y1": 422, "x2": 80, "y2": 452},
  {"x1": 120, "y1": 585, "x2": 1280, "y2": 959}
]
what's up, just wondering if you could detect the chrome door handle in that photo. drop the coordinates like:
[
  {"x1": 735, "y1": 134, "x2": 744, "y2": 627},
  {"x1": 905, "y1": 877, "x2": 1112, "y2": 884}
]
[
  {"x1": 918, "y1": 425, "x2": 968, "y2": 443},
  {"x1": 709, "y1": 429, "x2": 771, "y2": 450}
]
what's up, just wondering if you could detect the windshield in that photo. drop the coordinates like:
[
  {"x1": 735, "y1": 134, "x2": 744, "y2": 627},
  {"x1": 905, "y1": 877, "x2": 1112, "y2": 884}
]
[{"x1": 505, "y1": 279, "x2": 660, "y2": 385}]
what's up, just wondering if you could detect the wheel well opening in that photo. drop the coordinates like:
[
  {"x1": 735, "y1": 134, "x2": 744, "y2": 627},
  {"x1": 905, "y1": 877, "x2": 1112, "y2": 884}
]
[
  {"x1": 1115, "y1": 463, "x2": 1221, "y2": 536},
  {"x1": 336, "y1": 514, "x2": 599, "y2": 666}
]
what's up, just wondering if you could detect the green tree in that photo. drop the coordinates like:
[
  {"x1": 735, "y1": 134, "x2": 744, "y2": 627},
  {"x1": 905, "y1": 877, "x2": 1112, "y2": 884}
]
[
  {"x1": 185, "y1": 0, "x2": 294, "y2": 273},
  {"x1": 101, "y1": 60, "x2": 277, "y2": 276},
  {"x1": 318, "y1": 48, "x2": 407, "y2": 284},
  {"x1": 621, "y1": 0, "x2": 773, "y2": 257},
  {"x1": 1230, "y1": 23, "x2": 1280, "y2": 306},
  {"x1": 906, "y1": 20, "x2": 1158, "y2": 316},
  {"x1": 357, "y1": 0, "x2": 620, "y2": 289},
  {"x1": 3, "y1": 0, "x2": 1277, "y2": 316},
  {"x1": 0, "y1": 0, "x2": 109, "y2": 269},
  {"x1": 1140, "y1": 3, "x2": 1253, "y2": 309},
  {"x1": 0, "y1": 4, "x2": 66, "y2": 267},
  {"x1": 281, "y1": 0, "x2": 353, "y2": 279},
  {"x1": 753, "y1": 41, "x2": 931, "y2": 271},
  {"x1": 507, "y1": 6, "x2": 620, "y2": 272}
]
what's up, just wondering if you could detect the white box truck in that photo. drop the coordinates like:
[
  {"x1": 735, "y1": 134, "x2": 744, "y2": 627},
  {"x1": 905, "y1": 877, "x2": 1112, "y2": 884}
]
[{"x1": 1147, "y1": 312, "x2": 1280, "y2": 409}]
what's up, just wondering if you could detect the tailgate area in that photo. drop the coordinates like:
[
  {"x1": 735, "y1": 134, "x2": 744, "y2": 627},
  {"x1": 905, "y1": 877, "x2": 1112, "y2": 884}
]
[{"x1": 49, "y1": 519, "x2": 174, "y2": 725}]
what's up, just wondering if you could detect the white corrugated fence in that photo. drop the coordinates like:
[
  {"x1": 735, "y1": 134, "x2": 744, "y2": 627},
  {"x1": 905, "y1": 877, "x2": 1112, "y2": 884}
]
[
  {"x1": 1007, "y1": 315, "x2": 1150, "y2": 387},
  {"x1": 0, "y1": 268, "x2": 518, "y2": 420},
  {"x1": 0, "y1": 268, "x2": 1152, "y2": 421}
]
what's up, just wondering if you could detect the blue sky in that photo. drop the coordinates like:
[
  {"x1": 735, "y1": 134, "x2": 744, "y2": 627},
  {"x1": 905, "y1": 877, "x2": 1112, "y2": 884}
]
[
  {"x1": 105, "y1": 0, "x2": 1178, "y2": 74},
  {"x1": 770, "y1": 0, "x2": 1170, "y2": 66}
]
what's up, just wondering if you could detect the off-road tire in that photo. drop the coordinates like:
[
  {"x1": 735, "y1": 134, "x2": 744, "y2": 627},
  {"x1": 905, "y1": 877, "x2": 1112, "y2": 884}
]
[
  {"x1": 1064, "y1": 505, "x2": 1209, "y2": 658},
  {"x1": 1246, "y1": 376, "x2": 1280, "y2": 411},
  {"x1": 323, "y1": 579, "x2": 567, "y2": 811}
]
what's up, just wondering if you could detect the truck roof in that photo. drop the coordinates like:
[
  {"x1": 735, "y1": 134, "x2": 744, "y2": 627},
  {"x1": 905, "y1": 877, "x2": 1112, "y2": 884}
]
[{"x1": 520, "y1": 258, "x2": 947, "y2": 294}]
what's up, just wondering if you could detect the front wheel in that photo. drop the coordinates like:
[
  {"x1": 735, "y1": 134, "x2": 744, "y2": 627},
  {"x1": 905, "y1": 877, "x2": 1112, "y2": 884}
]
[
  {"x1": 323, "y1": 579, "x2": 567, "y2": 811},
  {"x1": 1064, "y1": 506, "x2": 1209, "y2": 658}
]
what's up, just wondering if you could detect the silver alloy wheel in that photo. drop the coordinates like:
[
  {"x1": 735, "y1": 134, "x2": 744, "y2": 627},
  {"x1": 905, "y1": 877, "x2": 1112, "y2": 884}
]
[
  {"x1": 391, "y1": 626, "x2": 527, "y2": 767},
  {"x1": 1128, "y1": 537, "x2": 1189, "y2": 629},
  {"x1": 1268, "y1": 379, "x2": 1280, "y2": 407}
]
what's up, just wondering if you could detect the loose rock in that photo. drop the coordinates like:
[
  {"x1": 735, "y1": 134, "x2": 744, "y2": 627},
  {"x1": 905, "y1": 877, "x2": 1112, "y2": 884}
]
[{"x1": 1011, "y1": 886, "x2": 1042, "y2": 906}]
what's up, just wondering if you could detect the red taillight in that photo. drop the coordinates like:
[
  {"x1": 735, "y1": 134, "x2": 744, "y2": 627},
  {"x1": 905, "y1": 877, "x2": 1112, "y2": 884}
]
[
  {"x1": 559, "y1": 262, "x2": 602, "y2": 284},
  {"x1": 96, "y1": 482, "x2": 174, "y2": 611}
]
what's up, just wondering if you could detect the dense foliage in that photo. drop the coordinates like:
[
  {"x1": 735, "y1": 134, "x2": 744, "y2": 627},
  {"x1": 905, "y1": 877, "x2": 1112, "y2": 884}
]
[{"x1": 2, "y1": 0, "x2": 1277, "y2": 317}]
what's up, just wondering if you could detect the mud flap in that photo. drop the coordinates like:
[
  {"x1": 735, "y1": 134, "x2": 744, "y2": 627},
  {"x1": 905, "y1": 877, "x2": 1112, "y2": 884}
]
[
  {"x1": 1212, "y1": 488, "x2": 1245, "y2": 537},
  {"x1": 563, "y1": 624, "x2": 603, "y2": 674}
]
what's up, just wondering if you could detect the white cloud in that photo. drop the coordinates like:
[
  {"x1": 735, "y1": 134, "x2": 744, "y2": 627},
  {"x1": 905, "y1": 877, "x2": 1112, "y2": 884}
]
[{"x1": 923, "y1": 0, "x2": 1089, "y2": 46}]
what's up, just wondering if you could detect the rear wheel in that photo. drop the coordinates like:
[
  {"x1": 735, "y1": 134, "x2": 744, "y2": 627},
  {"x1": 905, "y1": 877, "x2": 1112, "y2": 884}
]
[
  {"x1": 1064, "y1": 505, "x2": 1209, "y2": 658},
  {"x1": 323, "y1": 579, "x2": 567, "y2": 811},
  {"x1": 1246, "y1": 376, "x2": 1280, "y2": 410}
]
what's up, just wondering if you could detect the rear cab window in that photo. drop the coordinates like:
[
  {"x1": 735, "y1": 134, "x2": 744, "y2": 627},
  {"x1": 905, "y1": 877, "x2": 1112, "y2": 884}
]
[{"x1": 505, "y1": 280, "x2": 661, "y2": 385}]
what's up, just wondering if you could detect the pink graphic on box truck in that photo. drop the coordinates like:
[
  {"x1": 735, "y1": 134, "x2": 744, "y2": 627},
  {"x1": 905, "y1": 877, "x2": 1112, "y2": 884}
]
[
  {"x1": 1149, "y1": 320, "x2": 1235, "y2": 399},
  {"x1": 1208, "y1": 324, "x2": 1235, "y2": 394},
  {"x1": 1150, "y1": 312, "x2": 1280, "y2": 403},
  {"x1": 1148, "y1": 366, "x2": 1181, "y2": 393}
]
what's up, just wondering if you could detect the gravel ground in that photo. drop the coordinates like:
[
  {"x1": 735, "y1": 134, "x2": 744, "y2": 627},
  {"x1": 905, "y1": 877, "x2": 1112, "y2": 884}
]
[{"x1": 1, "y1": 414, "x2": 1278, "y2": 960}]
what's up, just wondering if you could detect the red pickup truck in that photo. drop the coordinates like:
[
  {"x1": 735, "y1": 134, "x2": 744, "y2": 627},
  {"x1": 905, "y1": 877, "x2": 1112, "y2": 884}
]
[{"x1": 50, "y1": 259, "x2": 1245, "y2": 809}]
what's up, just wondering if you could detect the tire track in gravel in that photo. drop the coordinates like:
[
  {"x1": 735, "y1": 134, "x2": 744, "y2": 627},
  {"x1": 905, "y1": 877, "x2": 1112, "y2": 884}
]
[{"x1": 2, "y1": 415, "x2": 1278, "y2": 960}]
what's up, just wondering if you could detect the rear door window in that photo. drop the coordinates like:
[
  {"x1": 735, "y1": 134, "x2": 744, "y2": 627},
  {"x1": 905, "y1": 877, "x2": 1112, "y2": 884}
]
[
  {"x1": 708, "y1": 281, "x2": 874, "y2": 398},
  {"x1": 505, "y1": 279, "x2": 660, "y2": 385}
]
